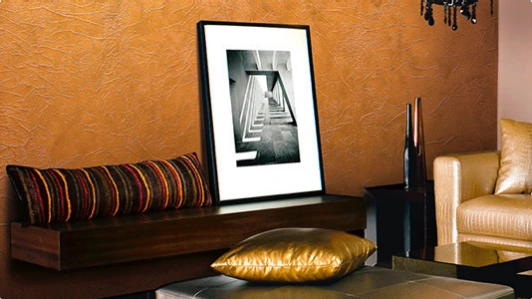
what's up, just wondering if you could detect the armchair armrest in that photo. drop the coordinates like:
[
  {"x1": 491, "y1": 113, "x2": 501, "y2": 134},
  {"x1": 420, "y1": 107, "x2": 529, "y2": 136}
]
[{"x1": 433, "y1": 151, "x2": 500, "y2": 245}]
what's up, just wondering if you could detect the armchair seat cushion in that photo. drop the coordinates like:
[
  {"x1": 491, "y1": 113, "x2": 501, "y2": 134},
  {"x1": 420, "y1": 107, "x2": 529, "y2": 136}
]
[{"x1": 457, "y1": 194, "x2": 532, "y2": 241}]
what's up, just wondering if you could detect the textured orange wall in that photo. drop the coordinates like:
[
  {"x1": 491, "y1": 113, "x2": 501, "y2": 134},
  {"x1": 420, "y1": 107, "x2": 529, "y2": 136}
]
[{"x1": 0, "y1": 1, "x2": 497, "y2": 298}]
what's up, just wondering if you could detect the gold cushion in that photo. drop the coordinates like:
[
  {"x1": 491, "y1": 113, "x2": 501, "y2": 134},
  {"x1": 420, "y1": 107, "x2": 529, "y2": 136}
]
[
  {"x1": 210, "y1": 227, "x2": 376, "y2": 283},
  {"x1": 495, "y1": 119, "x2": 532, "y2": 194}
]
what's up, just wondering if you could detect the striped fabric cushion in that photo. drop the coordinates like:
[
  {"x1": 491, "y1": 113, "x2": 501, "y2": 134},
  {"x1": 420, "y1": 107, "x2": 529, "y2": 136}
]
[{"x1": 6, "y1": 153, "x2": 213, "y2": 225}]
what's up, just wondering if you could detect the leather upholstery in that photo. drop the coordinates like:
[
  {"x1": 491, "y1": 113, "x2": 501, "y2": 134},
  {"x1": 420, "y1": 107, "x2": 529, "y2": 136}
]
[
  {"x1": 434, "y1": 151, "x2": 532, "y2": 246},
  {"x1": 495, "y1": 118, "x2": 532, "y2": 194},
  {"x1": 433, "y1": 151, "x2": 500, "y2": 245},
  {"x1": 155, "y1": 267, "x2": 514, "y2": 299},
  {"x1": 458, "y1": 194, "x2": 532, "y2": 240}
]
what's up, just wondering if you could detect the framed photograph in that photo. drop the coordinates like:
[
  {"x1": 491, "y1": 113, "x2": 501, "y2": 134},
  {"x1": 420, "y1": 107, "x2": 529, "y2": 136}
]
[{"x1": 197, "y1": 20, "x2": 324, "y2": 203}]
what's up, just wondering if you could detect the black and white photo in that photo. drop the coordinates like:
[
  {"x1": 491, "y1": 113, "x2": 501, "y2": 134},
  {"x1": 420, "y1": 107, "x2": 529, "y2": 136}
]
[
  {"x1": 227, "y1": 49, "x2": 300, "y2": 167},
  {"x1": 197, "y1": 21, "x2": 324, "y2": 202}
]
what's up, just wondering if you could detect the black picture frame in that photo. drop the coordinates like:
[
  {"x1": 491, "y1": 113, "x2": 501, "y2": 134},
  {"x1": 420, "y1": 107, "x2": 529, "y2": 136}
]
[{"x1": 197, "y1": 20, "x2": 324, "y2": 203}]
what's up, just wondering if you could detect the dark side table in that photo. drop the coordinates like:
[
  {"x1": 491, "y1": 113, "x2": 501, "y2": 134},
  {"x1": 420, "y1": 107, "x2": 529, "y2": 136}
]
[{"x1": 364, "y1": 181, "x2": 436, "y2": 266}]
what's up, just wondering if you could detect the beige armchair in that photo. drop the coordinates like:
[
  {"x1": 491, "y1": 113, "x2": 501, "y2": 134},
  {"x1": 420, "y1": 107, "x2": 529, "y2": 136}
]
[{"x1": 433, "y1": 151, "x2": 532, "y2": 248}]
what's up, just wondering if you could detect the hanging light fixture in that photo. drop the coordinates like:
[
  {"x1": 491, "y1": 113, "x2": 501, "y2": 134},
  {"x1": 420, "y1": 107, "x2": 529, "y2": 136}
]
[{"x1": 421, "y1": 0, "x2": 494, "y2": 30}]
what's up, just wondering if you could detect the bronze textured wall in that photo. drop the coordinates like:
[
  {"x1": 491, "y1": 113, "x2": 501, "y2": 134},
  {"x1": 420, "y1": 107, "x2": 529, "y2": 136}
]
[{"x1": 0, "y1": 1, "x2": 497, "y2": 298}]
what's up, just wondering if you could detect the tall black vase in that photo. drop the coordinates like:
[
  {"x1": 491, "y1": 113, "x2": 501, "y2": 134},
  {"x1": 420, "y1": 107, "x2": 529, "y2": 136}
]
[
  {"x1": 414, "y1": 97, "x2": 427, "y2": 189},
  {"x1": 404, "y1": 104, "x2": 418, "y2": 189}
]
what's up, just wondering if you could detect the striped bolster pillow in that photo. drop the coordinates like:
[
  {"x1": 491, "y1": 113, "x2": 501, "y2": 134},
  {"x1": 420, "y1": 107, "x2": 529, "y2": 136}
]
[{"x1": 6, "y1": 152, "x2": 213, "y2": 225}]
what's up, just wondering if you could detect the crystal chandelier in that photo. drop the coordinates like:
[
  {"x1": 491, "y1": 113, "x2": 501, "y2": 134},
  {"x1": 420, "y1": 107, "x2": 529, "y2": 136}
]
[{"x1": 421, "y1": 0, "x2": 494, "y2": 30}]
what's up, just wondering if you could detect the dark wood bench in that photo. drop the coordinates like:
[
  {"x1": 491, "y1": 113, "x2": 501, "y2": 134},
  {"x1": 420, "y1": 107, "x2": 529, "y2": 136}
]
[{"x1": 11, "y1": 194, "x2": 366, "y2": 272}]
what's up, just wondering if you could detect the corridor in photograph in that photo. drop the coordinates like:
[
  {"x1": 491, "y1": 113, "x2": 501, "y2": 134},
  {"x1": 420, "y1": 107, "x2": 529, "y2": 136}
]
[{"x1": 226, "y1": 50, "x2": 300, "y2": 167}]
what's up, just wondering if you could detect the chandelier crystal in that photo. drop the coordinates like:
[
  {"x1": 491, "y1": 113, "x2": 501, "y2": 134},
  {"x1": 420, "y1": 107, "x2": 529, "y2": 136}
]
[{"x1": 421, "y1": 0, "x2": 494, "y2": 30}]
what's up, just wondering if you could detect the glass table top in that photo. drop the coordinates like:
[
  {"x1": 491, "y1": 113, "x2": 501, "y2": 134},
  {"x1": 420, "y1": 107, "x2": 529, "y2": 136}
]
[{"x1": 398, "y1": 241, "x2": 532, "y2": 268}]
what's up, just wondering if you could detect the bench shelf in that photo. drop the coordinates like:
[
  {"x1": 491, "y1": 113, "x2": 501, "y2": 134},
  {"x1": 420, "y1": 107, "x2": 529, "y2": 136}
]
[{"x1": 11, "y1": 194, "x2": 366, "y2": 270}]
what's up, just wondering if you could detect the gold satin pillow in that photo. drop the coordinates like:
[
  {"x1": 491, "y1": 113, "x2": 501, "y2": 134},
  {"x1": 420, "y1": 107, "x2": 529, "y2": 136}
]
[
  {"x1": 495, "y1": 119, "x2": 532, "y2": 194},
  {"x1": 211, "y1": 228, "x2": 376, "y2": 283}
]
